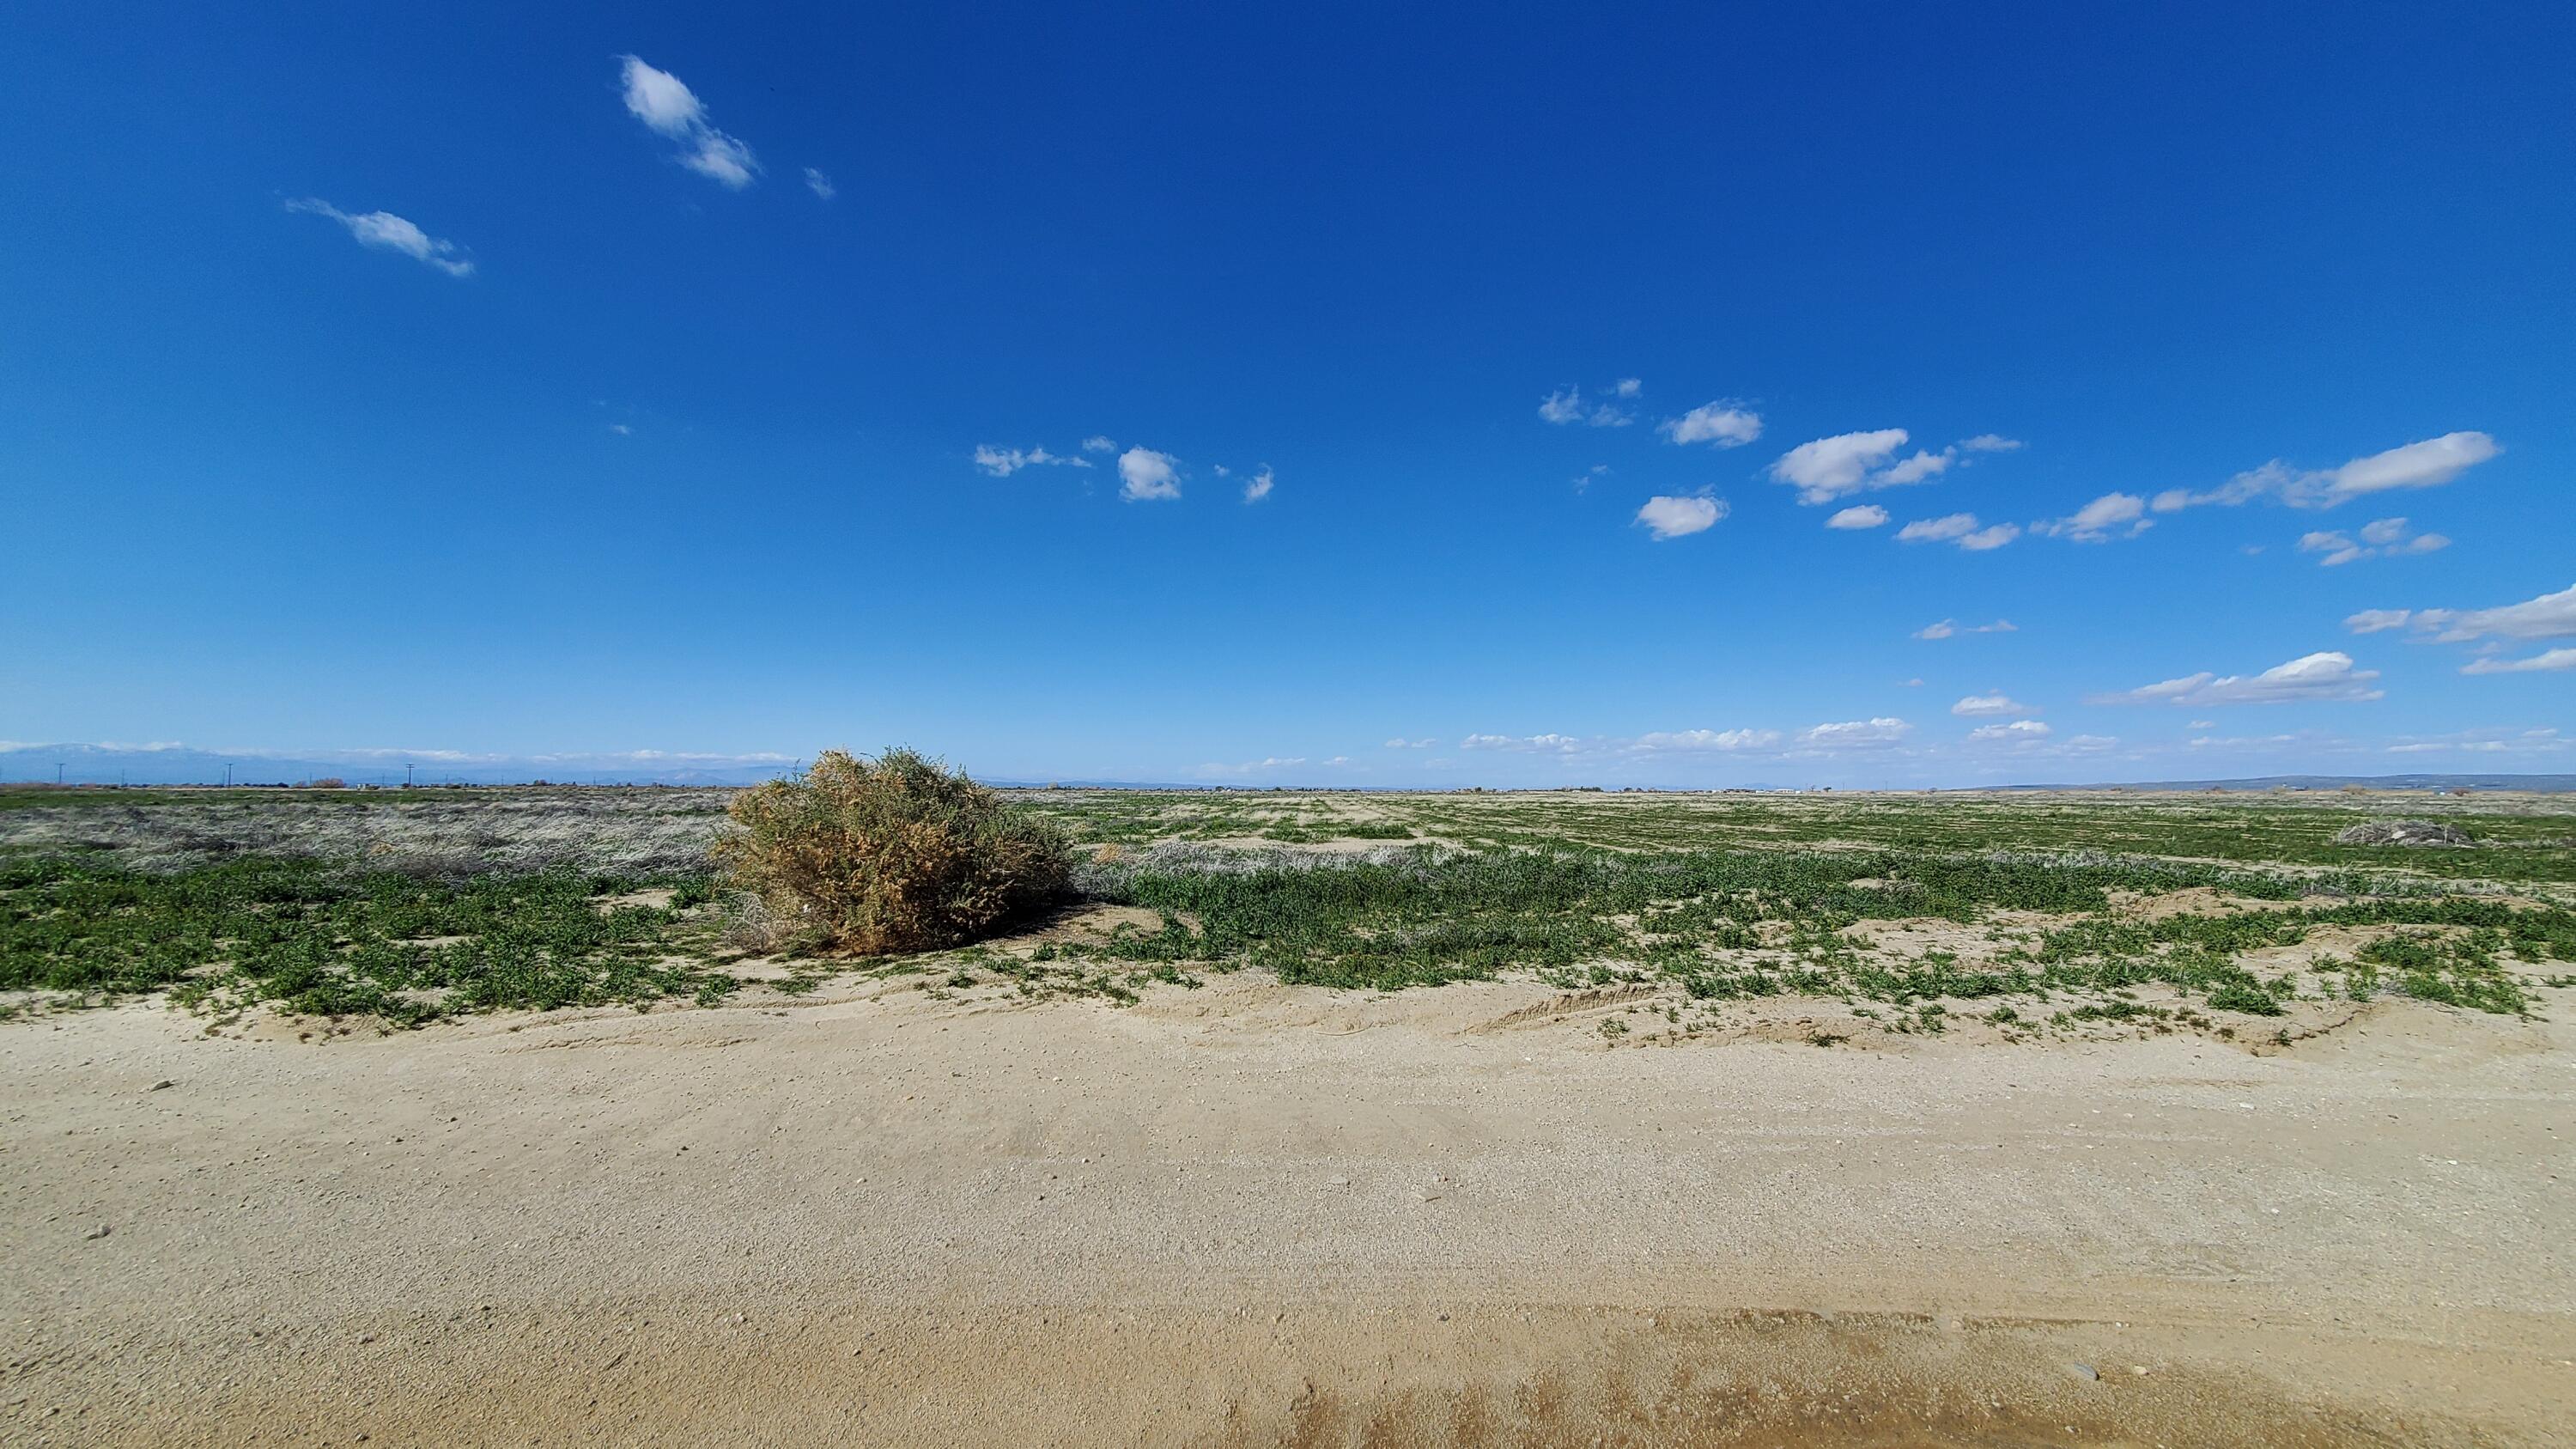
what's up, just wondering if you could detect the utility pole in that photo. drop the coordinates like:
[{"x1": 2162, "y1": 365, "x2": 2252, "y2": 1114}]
[
  {"x1": 223, "y1": 764, "x2": 232, "y2": 788},
  {"x1": 406, "y1": 763, "x2": 415, "y2": 788},
  {"x1": 57, "y1": 763, "x2": 65, "y2": 785}
]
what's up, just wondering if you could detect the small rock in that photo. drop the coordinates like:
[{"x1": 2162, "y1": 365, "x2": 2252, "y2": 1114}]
[
  {"x1": 2129, "y1": 1365, "x2": 2151, "y2": 1377},
  {"x1": 82, "y1": 1225, "x2": 110, "y2": 1241},
  {"x1": 2070, "y1": 1362, "x2": 2099, "y2": 1381},
  {"x1": 149, "y1": 1080, "x2": 175, "y2": 1092}
]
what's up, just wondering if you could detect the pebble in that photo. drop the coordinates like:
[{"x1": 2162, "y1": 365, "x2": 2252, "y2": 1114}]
[
  {"x1": 2070, "y1": 1362, "x2": 2099, "y2": 1381},
  {"x1": 149, "y1": 1080, "x2": 175, "y2": 1092},
  {"x1": 83, "y1": 1225, "x2": 111, "y2": 1241}
]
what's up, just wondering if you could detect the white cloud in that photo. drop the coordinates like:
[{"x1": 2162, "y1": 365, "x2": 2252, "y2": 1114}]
[
  {"x1": 2297, "y1": 516, "x2": 2449, "y2": 567},
  {"x1": 2090, "y1": 651, "x2": 2385, "y2": 706},
  {"x1": 1769, "y1": 429, "x2": 1911, "y2": 503},
  {"x1": 2459, "y1": 648, "x2": 2576, "y2": 675},
  {"x1": 1917, "y1": 618, "x2": 2016, "y2": 639},
  {"x1": 1613, "y1": 378, "x2": 1642, "y2": 398},
  {"x1": 1959, "y1": 435, "x2": 2024, "y2": 453},
  {"x1": 1966, "y1": 720, "x2": 2052, "y2": 743},
  {"x1": 617, "y1": 56, "x2": 759, "y2": 189},
  {"x1": 1539, "y1": 385, "x2": 1636, "y2": 428},
  {"x1": 1659, "y1": 400, "x2": 1764, "y2": 448},
  {"x1": 1572, "y1": 463, "x2": 1609, "y2": 493},
  {"x1": 1082, "y1": 435, "x2": 1116, "y2": 453},
  {"x1": 1874, "y1": 450, "x2": 1953, "y2": 488},
  {"x1": 1952, "y1": 693, "x2": 2033, "y2": 717},
  {"x1": 1826, "y1": 504, "x2": 1888, "y2": 530},
  {"x1": 1632, "y1": 728, "x2": 1783, "y2": 752},
  {"x1": 2153, "y1": 431, "x2": 2500, "y2": 513},
  {"x1": 619, "y1": 56, "x2": 702, "y2": 133},
  {"x1": 1383, "y1": 737, "x2": 1437, "y2": 749},
  {"x1": 681, "y1": 133, "x2": 757, "y2": 188},
  {"x1": 1242, "y1": 466, "x2": 1275, "y2": 503},
  {"x1": 1195, "y1": 757, "x2": 1308, "y2": 777},
  {"x1": 1635, "y1": 494, "x2": 1728, "y2": 540},
  {"x1": 1897, "y1": 514, "x2": 2019, "y2": 551},
  {"x1": 1897, "y1": 513, "x2": 1977, "y2": 543},
  {"x1": 973, "y1": 444, "x2": 1093, "y2": 478},
  {"x1": 2033, "y1": 492, "x2": 2151, "y2": 542},
  {"x1": 2382, "y1": 727, "x2": 2567, "y2": 755},
  {"x1": 1797, "y1": 717, "x2": 1912, "y2": 748},
  {"x1": 283, "y1": 199, "x2": 473, "y2": 277},
  {"x1": 1461, "y1": 733, "x2": 1584, "y2": 753},
  {"x1": 804, "y1": 167, "x2": 835, "y2": 199},
  {"x1": 1117, "y1": 447, "x2": 1182, "y2": 502},
  {"x1": 2354, "y1": 581, "x2": 2576, "y2": 643}
]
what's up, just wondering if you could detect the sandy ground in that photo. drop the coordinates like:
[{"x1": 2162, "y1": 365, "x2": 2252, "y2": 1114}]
[{"x1": 4, "y1": 977, "x2": 2572, "y2": 1446}]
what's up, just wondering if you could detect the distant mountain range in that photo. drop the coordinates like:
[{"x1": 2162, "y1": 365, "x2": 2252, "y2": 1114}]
[
  {"x1": 2000, "y1": 773, "x2": 2576, "y2": 794},
  {"x1": 4, "y1": 743, "x2": 2572, "y2": 795},
  {"x1": 0, "y1": 743, "x2": 799, "y2": 788}
]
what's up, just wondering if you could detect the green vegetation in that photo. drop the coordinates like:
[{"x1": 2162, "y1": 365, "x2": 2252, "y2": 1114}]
[
  {"x1": 3, "y1": 782, "x2": 2568, "y2": 1036},
  {"x1": 0, "y1": 855, "x2": 731, "y2": 1025}
]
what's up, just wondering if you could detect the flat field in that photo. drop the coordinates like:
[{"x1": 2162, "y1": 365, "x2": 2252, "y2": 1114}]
[{"x1": 3, "y1": 786, "x2": 2573, "y2": 1444}]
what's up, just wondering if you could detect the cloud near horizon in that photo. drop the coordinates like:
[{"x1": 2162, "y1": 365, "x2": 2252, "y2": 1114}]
[{"x1": 2089, "y1": 651, "x2": 2384, "y2": 706}]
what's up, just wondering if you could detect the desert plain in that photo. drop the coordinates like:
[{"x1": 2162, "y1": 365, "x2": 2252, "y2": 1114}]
[{"x1": 4, "y1": 784, "x2": 2573, "y2": 1446}]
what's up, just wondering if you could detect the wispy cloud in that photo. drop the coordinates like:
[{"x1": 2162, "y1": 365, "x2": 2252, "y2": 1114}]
[
  {"x1": 283, "y1": 199, "x2": 473, "y2": 277},
  {"x1": 1896, "y1": 514, "x2": 2019, "y2": 551},
  {"x1": 2295, "y1": 516, "x2": 2450, "y2": 567},
  {"x1": 2343, "y1": 581, "x2": 2576, "y2": 643},
  {"x1": 1965, "y1": 719, "x2": 2053, "y2": 743},
  {"x1": 803, "y1": 167, "x2": 835, "y2": 199},
  {"x1": 1539, "y1": 382, "x2": 1641, "y2": 429},
  {"x1": 1913, "y1": 618, "x2": 2016, "y2": 641},
  {"x1": 2032, "y1": 492, "x2": 2151, "y2": 542},
  {"x1": 2090, "y1": 651, "x2": 2384, "y2": 706},
  {"x1": 1658, "y1": 399, "x2": 1764, "y2": 448},
  {"x1": 1632, "y1": 728, "x2": 1785, "y2": 752},
  {"x1": 2152, "y1": 431, "x2": 2499, "y2": 513},
  {"x1": 2459, "y1": 648, "x2": 2576, "y2": 675},
  {"x1": 1635, "y1": 493, "x2": 1728, "y2": 540},
  {"x1": 1826, "y1": 504, "x2": 1888, "y2": 530},
  {"x1": 618, "y1": 56, "x2": 759, "y2": 188},
  {"x1": 1952, "y1": 693, "x2": 2034, "y2": 717},
  {"x1": 1242, "y1": 466, "x2": 1275, "y2": 503},
  {"x1": 973, "y1": 444, "x2": 1093, "y2": 477}
]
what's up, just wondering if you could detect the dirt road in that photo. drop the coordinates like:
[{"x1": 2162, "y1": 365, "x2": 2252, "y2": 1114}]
[{"x1": 4, "y1": 977, "x2": 2569, "y2": 1444}]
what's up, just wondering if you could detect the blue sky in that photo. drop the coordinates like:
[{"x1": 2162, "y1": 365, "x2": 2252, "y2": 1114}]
[{"x1": 3, "y1": 2, "x2": 2571, "y2": 787}]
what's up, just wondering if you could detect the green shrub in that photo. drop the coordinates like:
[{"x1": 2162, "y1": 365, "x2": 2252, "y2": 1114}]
[{"x1": 716, "y1": 748, "x2": 1072, "y2": 955}]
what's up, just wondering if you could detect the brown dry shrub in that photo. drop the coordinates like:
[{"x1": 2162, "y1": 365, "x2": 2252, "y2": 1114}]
[{"x1": 714, "y1": 748, "x2": 1071, "y2": 954}]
